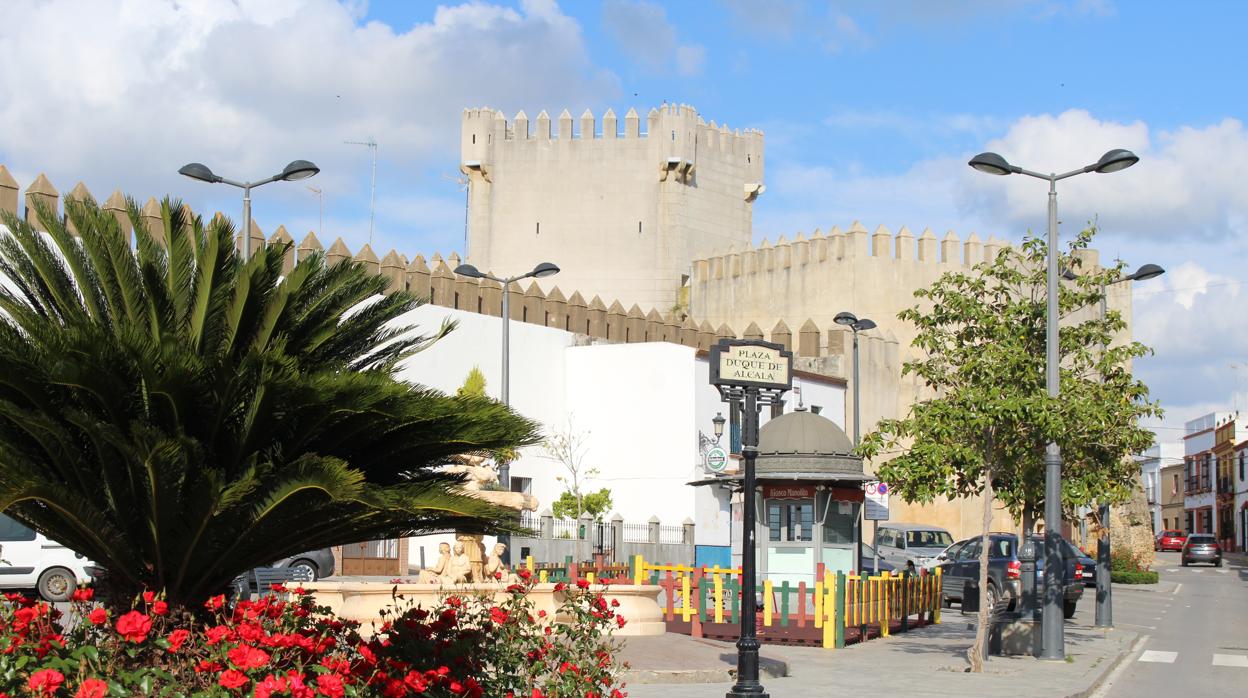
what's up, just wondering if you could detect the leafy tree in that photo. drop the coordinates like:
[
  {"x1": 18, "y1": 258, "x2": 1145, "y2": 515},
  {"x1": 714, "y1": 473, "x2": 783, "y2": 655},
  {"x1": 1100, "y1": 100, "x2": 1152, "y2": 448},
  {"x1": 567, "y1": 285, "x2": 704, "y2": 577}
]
[
  {"x1": 858, "y1": 227, "x2": 1159, "y2": 671},
  {"x1": 0, "y1": 198, "x2": 541, "y2": 607},
  {"x1": 551, "y1": 488, "x2": 613, "y2": 521}
]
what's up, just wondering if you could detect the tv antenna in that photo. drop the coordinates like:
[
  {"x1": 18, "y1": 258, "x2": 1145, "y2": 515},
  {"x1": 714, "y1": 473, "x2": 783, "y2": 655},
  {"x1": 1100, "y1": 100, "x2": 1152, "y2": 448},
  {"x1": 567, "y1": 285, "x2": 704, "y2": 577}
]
[
  {"x1": 442, "y1": 173, "x2": 470, "y2": 256},
  {"x1": 306, "y1": 185, "x2": 323, "y2": 237},
  {"x1": 345, "y1": 137, "x2": 378, "y2": 244}
]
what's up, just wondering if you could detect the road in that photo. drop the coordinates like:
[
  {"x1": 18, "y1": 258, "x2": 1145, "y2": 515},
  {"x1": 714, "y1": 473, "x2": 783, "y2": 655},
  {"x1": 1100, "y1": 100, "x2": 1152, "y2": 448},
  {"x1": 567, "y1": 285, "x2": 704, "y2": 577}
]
[{"x1": 1094, "y1": 551, "x2": 1247, "y2": 697}]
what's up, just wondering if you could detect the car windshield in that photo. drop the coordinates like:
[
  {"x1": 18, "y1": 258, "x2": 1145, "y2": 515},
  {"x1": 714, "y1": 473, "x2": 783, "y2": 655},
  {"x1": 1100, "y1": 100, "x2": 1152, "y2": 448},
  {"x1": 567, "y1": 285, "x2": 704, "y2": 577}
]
[
  {"x1": 1188, "y1": 535, "x2": 1215, "y2": 542},
  {"x1": 906, "y1": 530, "x2": 954, "y2": 548},
  {"x1": 1163, "y1": 531, "x2": 1183, "y2": 536}
]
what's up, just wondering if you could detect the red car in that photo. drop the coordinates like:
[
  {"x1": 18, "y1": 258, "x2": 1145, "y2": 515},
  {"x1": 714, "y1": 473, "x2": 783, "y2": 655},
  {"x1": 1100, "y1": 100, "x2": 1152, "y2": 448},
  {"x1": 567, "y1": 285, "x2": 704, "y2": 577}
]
[{"x1": 1155, "y1": 530, "x2": 1186, "y2": 552}]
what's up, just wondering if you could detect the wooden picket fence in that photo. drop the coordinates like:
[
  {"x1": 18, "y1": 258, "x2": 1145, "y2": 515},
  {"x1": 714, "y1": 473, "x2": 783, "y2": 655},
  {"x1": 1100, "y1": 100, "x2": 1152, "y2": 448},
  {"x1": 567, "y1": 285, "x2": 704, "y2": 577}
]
[{"x1": 629, "y1": 554, "x2": 942, "y2": 648}]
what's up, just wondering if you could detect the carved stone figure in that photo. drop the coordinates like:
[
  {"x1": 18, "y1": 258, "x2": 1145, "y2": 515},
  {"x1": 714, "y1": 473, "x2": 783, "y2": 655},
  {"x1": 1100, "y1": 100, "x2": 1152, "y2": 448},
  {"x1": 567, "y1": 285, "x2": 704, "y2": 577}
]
[
  {"x1": 444, "y1": 541, "x2": 472, "y2": 584},
  {"x1": 417, "y1": 542, "x2": 451, "y2": 583},
  {"x1": 484, "y1": 542, "x2": 519, "y2": 583}
]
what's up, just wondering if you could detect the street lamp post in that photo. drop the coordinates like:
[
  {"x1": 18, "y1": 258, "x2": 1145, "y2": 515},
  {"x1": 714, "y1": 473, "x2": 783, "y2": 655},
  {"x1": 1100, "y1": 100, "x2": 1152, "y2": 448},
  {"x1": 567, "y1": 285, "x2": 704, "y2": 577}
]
[
  {"x1": 1065, "y1": 263, "x2": 1165, "y2": 629},
  {"x1": 454, "y1": 261, "x2": 561, "y2": 563},
  {"x1": 969, "y1": 147, "x2": 1139, "y2": 660},
  {"x1": 834, "y1": 312, "x2": 877, "y2": 574},
  {"x1": 178, "y1": 160, "x2": 321, "y2": 261}
]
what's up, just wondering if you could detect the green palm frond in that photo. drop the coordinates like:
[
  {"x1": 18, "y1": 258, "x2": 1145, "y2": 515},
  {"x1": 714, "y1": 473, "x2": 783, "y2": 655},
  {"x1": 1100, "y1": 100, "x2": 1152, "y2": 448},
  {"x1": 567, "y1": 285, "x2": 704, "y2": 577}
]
[{"x1": 0, "y1": 198, "x2": 541, "y2": 605}]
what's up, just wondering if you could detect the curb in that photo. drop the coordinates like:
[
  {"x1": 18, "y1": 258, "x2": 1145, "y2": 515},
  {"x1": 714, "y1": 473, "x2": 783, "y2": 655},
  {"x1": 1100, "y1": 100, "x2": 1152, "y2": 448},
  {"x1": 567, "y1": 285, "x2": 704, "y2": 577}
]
[
  {"x1": 623, "y1": 656, "x2": 789, "y2": 685},
  {"x1": 1064, "y1": 632, "x2": 1146, "y2": 698}
]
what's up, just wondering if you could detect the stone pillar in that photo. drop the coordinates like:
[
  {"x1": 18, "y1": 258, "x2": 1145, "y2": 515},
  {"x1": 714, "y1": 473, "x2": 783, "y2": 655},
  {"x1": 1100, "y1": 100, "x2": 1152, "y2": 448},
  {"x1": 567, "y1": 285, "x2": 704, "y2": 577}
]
[
  {"x1": 683, "y1": 517, "x2": 695, "y2": 545},
  {"x1": 540, "y1": 508, "x2": 555, "y2": 539},
  {"x1": 611, "y1": 513, "x2": 624, "y2": 559},
  {"x1": 648, "y1": 515, "x2": 661, "y2": 544}
]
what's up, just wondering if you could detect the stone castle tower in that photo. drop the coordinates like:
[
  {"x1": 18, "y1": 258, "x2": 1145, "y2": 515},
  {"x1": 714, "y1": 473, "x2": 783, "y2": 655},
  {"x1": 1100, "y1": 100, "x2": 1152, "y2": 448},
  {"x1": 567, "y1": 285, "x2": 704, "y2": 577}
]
[{"x1": 460, "y1": 103, "x2": 764, "y2": 311}]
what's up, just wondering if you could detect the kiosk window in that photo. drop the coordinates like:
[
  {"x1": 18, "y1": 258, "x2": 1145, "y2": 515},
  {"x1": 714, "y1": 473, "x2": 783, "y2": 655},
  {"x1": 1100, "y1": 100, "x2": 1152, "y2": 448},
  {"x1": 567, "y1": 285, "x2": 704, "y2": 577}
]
[{"x1": 767, "y1": 501, "x2": 813, "y2": 542}]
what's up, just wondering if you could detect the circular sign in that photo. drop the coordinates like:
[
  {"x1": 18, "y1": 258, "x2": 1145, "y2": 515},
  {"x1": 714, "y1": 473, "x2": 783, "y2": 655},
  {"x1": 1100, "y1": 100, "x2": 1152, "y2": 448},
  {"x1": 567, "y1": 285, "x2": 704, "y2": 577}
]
[
  {"x1": 706, "y1": 447, "x2": 729, "y2": 473},
  {"x1": 866, "y1": 482, "x2": 878, "y2": 495},
  {"x1": 878, "y1": 483, "x2": 889, "y2": 495}
]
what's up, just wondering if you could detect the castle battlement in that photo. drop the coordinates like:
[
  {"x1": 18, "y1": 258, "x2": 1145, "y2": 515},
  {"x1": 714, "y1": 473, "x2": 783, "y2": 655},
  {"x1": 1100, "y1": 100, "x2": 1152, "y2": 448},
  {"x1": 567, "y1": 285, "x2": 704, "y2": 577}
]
[{"x1": 691, "y1": 221, "x2": 1013, "y2": 281}]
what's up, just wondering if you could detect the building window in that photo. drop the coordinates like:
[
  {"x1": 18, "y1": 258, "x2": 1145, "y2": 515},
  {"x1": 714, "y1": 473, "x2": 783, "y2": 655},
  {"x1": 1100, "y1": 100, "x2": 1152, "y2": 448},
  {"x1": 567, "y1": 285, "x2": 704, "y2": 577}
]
[
  {"x1": 1240, "y1": 452, "x2": 1245, "y2": 481},
  {"x1": 770, "y1": 400, "x2": 785, "y2": 418},
  {"x1": 767, "y1": 501, "x2": 813, "y2": 542},
  {"x1": 510, "y1": 477, "x2": 531, "y2": 495},
  {"x1": 729, "y1": 404, "x2": 742, "y2": 455},
  {"x1": 821, "y1": 498, "x2": 856, "y2": 545},
  {"x1": 811, "y1": 405, "x2": 822, "y2": 415}
]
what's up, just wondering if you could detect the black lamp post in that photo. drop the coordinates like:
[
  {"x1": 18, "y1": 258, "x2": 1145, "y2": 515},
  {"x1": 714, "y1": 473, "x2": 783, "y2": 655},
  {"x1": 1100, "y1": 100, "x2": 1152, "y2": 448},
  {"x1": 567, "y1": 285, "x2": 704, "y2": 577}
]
[
  {"x1": 834, "y1": 311, "x2": 877, "y2": 577},
  {"x1": 969, "y1": 147, "x2": 1139, "y2": 660},
  {"x1": 1064, "y1": 262, "x2": 1165, "y2": 629},
  {"x1": 454, "y1": 261, "x2": 560, "y2": 564},
  {"x1": 713, "y1": 412, "x2": 726, "y2": 444},
  {"x1": 178, "y1": 160, "x2": 320, "y2": 261}
]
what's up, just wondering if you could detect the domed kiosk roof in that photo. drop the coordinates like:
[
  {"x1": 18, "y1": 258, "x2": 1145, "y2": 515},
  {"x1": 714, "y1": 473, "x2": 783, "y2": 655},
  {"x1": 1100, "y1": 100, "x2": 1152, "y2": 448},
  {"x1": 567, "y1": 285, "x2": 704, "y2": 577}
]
[
  {"x1": 689, "y1": 408, "x2": 867, "y2": 487},
  {"x1": 756, "y1": 409, "x2": 865, "y2": 480}
]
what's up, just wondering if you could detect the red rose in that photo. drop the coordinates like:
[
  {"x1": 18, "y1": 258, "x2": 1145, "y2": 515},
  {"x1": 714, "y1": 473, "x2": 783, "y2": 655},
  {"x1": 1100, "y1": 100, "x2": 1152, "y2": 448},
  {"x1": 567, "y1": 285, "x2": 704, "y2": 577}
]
[
  {"x1": 152, "y1": 600, "x2": 169, "y2": 616},
  {"x1": 28, "y1": 668, "x2": 64, "y2": 696},
  {"x1": 517, "y1": 568, "x2": 532, "y2": 581},
  {"x1": 205, "y1": 594, "x2": 225, "y2": 611},
  {"x1": 489, "y1": 606, "x2": 509, "y2": 624},
  {"x1": 554, "y1": 582, "x2": 567, "y2": 592},
  {"x1": 74, "y1": 678, "x2": 108, "y2": 698},
  {"x1": 218, "y1": 669, "x2": 249, "y2": 690},
  {"x1": 70, "y1": 588, "x2": 94, "y2": 602},
  {"x1": 142, "y1": 591, "x2": 156, "y2": 604},
  {"x1": 114, "y1": 610, "x2": 152, "y2": 643},
  {"x1": 166, "y1": 628, "x2": 191, "y2": 652},
  {"x1": 617, "y1": 615, "x2": 627, "y2": 629},
  {"x1": 576, "y1": 579, "x2": 590, "y2": 589},
  {"x1": 88, "y1": 607, "x2": 107, "y2": 625},
  {"x1": 316, "y1": 673, "x2": 345, "y2": 697},
  {"x1": 228, "y1": 644, "x2": 271, "y2": 671}
]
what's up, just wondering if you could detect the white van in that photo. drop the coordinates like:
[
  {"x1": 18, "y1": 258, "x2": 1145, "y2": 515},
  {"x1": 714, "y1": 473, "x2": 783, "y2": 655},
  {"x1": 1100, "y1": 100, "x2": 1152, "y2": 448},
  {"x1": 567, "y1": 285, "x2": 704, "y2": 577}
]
[{"x1": 0, "y1": 514, "x2": 94, "y2": 601}]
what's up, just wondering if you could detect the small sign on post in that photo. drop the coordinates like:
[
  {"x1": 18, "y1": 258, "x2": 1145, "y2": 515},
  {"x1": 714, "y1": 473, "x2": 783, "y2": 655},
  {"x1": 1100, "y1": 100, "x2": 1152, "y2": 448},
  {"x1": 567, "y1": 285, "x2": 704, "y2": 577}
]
[
  {"x1": 705, "y1": 446, "x2": 729, "y2": 473},
  {"x1": 865, "y1": 481, "x2": 890, "y2": 521}
]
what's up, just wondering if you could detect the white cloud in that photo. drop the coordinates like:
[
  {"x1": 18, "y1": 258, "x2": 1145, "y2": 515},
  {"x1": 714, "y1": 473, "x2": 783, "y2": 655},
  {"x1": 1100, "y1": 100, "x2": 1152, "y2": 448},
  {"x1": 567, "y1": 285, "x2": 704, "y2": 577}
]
[
  {"x1": 602, "y1": 0, "x2": 705, "y2": 76},
  {"x1": 955, "y1": 110, "x2": 1248, "y2": 241},
  {"x1": 0, "y1": 0, "x2": 618, "y2": 248}
]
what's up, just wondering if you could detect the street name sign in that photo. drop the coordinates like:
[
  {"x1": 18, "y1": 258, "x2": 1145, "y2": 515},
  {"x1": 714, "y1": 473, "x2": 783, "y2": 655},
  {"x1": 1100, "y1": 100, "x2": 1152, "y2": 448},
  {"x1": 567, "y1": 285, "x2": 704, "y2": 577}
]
[{"x1": 709, "y1": 339, "x2": 793, "y2": 391}]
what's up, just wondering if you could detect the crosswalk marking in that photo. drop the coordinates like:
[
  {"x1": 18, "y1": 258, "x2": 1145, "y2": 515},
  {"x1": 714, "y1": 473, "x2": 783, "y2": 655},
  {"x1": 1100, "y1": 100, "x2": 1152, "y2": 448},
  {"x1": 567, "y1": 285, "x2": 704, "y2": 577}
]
[
  {"x1": 1139, "y1": 651, "x2": 1178, "y2": 663},
  {"x1": 1215, "y1": 569, "x2": 1228, "y2": 574},
  {"x1": 1213, "y1": 654, "x2": 1248, "y2": 668}
]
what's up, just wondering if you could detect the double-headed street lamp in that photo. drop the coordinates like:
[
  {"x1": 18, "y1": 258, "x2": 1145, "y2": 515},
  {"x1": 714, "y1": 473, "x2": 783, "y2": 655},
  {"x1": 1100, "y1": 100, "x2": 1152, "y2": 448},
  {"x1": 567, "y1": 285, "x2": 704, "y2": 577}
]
[
  {"x1": 454, "y1": 262, "x2": 560, "y2": 563},
  {"x1": 1063, "y1": 262, "x2": 1165, "y2": 630},
  {"x1": 969, "y1": 147, "x2": 1139, "y2": 660},
  {"x1": 178, "y1": 160, "x2": 320, "y2": 261},
  {"x1": 834, "y1": 311, "x2": 877, "y2": 576}
]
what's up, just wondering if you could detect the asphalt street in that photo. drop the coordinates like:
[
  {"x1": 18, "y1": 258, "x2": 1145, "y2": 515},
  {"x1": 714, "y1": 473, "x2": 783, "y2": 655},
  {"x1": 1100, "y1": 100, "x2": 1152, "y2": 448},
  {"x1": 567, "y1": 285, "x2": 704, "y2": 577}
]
[{"x1": 1093, "y1": 551, "x2": 1248, "y2": 697}]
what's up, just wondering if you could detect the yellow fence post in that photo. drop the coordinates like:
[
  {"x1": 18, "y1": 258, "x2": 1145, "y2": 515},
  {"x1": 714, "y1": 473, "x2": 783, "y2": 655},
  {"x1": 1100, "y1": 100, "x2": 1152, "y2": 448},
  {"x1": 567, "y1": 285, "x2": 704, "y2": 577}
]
[
  {"x1": 586, "y1": 572, "x2": 595, "y2": 584},
  {"x1": 881, "y1": 571, "x2": 890, "y2": 637},
  {"x1": 525, "y1": 555, "x2": 534, "y2": 571},
  {"x1": 822, "y1": 572, "x2": 835, "y2": 649},
  {"x1": 763, "y1": 579, "x2": 773, "y2": 627},
  {"x1": 933, "y1": 567, "x2": 942, "y2": 624},
  {"x1": 682, "y1": 575, "x2": 693, "y2": 622},
  {"x1": 633, "y1": 554, "x2": 645, "y2": 585},
  {"x1": 539, "y1": 569, "x2": 548, "y2": 583},
  {"x1": 713, "y1": 571, "x2": 724, "y2": 624},
  {"x1": 814, "y1": 574, "x2": 824, "y2": 629}
]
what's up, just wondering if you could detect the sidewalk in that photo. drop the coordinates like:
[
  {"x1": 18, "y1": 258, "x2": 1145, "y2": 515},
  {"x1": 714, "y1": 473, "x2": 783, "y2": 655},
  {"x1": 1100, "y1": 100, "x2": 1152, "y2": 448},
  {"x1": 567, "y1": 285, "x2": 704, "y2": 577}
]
[{"x1": 621, "y1": 615, "x2": 1139, "y2": 698}]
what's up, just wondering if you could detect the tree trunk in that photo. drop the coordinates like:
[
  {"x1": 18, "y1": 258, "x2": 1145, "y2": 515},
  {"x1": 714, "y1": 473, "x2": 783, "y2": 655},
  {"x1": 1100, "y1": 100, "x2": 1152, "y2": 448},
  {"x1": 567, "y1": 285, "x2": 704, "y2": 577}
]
[{"x1": 969, "y1": 472, "x2": 995, "y2": 672}]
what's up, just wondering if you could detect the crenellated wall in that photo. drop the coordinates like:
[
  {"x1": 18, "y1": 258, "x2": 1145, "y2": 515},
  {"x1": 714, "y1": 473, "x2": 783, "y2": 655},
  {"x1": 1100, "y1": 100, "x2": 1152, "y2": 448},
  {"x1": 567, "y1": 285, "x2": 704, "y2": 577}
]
[
  {"x1": 460, "y1": 104, "x2": 765, "y2": 313},
  {"x1": 689, "y1": 220, "x2": 1129, "y2": 440}
]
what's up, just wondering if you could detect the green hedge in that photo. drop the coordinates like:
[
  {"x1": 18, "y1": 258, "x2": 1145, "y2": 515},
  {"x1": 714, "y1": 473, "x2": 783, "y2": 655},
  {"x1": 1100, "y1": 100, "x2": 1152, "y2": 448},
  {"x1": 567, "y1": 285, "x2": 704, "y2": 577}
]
[{"x1": 1111, "y1": 570, "x2": 1159, "y2": 584}]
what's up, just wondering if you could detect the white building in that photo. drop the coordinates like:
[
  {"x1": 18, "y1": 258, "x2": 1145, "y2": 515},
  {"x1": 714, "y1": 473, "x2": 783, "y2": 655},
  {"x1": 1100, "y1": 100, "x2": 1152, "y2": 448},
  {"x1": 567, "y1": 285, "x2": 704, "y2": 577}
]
[
  {"x1": 1137, "y1": 442, "x2": 1182, "y2": 534},
  {"x1": 393, "y1": 303, "x2": 845, "y2": 570}
]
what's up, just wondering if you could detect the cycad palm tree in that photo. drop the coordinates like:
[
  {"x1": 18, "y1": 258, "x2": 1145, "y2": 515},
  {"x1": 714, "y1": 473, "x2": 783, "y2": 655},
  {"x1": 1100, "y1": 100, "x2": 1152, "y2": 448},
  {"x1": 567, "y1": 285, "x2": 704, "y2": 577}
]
[{"x1": 0, "y1": 198, "x2": 540, "y2": 606}]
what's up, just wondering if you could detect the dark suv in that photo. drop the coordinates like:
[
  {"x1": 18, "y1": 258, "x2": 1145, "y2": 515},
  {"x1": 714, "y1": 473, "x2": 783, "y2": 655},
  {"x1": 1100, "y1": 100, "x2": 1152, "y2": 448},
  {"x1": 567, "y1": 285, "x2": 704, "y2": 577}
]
[{"x1": 937, "y1": 533, "x2": 1084, "y2": 619}]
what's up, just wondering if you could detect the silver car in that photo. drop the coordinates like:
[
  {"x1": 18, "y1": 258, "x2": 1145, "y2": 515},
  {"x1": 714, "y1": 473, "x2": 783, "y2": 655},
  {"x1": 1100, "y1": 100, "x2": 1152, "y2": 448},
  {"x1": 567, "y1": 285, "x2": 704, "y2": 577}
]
[{"x1": 875, "y1": 523, "x2": 955, "y2": 568}]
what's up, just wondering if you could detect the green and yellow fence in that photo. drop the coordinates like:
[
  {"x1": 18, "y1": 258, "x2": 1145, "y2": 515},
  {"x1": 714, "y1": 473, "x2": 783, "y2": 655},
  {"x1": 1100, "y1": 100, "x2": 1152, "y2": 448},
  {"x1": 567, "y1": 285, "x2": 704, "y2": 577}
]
[{"x1": 629, "y1": 555, "x2": 942, "y2": 648}]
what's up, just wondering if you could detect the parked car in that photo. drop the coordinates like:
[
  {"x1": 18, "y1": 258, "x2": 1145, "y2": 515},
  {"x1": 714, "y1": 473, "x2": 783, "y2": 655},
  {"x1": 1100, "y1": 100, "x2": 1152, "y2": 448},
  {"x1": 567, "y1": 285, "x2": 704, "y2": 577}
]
[
  {"x1": 859, "y1": 543, "x2": 897, "y2": 575},
  {"x1": 0, "y1": 513, "x2": 95, "y2": 602},
  {"x1": 937, "y1": 533, "x2": 1084, "y2": 619},
  {"x1": 1064, "y1": 541, "x2": 1096, "y2": 588},
  {"x1": 271, "y1": 548, "x2": 335, "y2": 581},
  {"x1": 874, "y1": 523, "x2": 955, "y2": 569},
  {"x1": 1181, "y1": 534, "x2": 1222, "y2": 567},
  {"x1": 1155, "y1": 530, "x2": 1186, "y2": 552},
  {"x1": 926, "y1": 542, "x2": 960, "y2": 569}
]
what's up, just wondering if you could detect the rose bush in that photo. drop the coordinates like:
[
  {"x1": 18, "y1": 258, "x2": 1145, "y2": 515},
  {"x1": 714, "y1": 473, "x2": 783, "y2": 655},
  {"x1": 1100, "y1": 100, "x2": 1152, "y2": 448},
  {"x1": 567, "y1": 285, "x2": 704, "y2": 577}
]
[{"x1": 0, "y1": 573, "x2": 628, "y2": 697}]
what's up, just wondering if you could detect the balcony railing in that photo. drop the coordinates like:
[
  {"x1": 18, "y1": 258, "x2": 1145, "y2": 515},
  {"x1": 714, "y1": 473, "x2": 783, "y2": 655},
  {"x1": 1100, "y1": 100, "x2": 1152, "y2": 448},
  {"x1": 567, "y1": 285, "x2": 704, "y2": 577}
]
[{"x1": 1217, "y1": 477, "x2": 1235, "y2": 495}]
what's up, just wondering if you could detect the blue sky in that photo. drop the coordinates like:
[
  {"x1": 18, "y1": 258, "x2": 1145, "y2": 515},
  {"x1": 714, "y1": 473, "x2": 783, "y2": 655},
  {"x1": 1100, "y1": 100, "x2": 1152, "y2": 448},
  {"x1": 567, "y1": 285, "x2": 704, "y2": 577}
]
[{"x1": 1, "y1": 0, "x2": 1246, "y2": 439}]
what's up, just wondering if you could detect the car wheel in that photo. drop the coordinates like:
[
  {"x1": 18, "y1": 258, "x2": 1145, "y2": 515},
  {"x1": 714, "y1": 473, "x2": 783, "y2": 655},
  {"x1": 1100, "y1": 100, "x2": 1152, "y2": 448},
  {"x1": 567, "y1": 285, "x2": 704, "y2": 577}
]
[
  {"x1": 1215, "y1": 559, "x2": 1222, "y2": 568},
  {"x1": 1181, "y1": 559, "x2": 1188, "y2": 566},
  {"x1": 986, "y1": 582, "x2": 1000, "y2": 611},
  {"x1": 289, "y1": 559, "x2": 319, "y2": 582},
  {"x1": 1063, "y1": 600, "x2": 1077, "y2": 620},
  {"x1": 37, "y1": 567, "x2": 77, "y2": 602}
]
